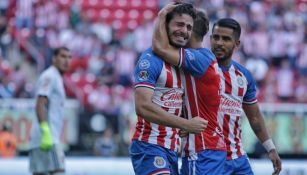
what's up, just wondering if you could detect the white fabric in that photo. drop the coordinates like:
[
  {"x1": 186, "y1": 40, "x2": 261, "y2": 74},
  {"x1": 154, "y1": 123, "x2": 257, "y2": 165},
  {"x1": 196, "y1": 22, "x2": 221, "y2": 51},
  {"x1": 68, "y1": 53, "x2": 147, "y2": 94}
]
[
  {"x1": 29, "y1": 66, "x2": 66, "y2": 149},
  {"x1": 262, "y1": 139, "x2": 276, "y2": 152}
]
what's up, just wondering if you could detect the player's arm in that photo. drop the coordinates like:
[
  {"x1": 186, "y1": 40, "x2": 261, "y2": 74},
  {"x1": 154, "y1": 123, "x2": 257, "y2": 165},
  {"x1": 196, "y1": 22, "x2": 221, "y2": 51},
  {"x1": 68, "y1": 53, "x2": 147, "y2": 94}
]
[
  {"x1": 36, "y1": 76, "x2": 54, "y2": 150},
  {"x1": 243, "y1": 103, "x2": 281, "y2": 175},
  {"x1": 243, "y1": 103, "x2": 271, "y2": 144},
  {"x1": 152, "y1": 4, "x2": 180, "y2": 66},
  {"x1": 152, "y1": 4, "x2": 212, "y2": 77},
  {"x1": 36, "y1": 96, "x2": 49, "y2": 123},
  {"x1": 152, "y1": 12, "x2": 207, "y2": 77},
  {"x1": 135, "y1": 87, "x2": 207, "y2": 134},
  {"x1": 242, "y1": 71, "x2": 281, "y2": 175}
]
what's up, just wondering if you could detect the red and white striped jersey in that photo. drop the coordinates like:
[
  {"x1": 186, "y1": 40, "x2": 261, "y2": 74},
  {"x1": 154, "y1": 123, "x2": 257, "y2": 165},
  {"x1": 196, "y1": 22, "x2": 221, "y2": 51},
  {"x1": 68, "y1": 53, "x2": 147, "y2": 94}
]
[
  {"x1": 132, "y1": 48, "x2": 185, "y2": 151},
  {"x1": 217, "y1": 60, "x2": 257, "y2": 160},
  {"x1": 179, "y1": 48, "x2": 226, "y2": 157}
]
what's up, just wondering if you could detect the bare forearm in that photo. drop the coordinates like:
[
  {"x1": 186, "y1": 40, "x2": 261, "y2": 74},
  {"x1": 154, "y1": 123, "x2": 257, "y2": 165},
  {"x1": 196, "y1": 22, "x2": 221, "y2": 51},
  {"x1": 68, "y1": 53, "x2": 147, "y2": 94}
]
[
  {"x1": 249, "y1": 116, "x2": 270, "y2": 143},
  {"x1": 36, "y1": 103, "x2": 47, "y2": 123},
  {"x1": 36, "y1": 97, "x2": 48, "y2": 123},
  {"x1": 136, "y1": 101, "x2": 188, "y2": 130},
  {"x1": 152, "y1": 13, "x2": 168, "y2": 55},
  {"x1": 244, "y1": 104, "x2": 270, "y2": 143}
]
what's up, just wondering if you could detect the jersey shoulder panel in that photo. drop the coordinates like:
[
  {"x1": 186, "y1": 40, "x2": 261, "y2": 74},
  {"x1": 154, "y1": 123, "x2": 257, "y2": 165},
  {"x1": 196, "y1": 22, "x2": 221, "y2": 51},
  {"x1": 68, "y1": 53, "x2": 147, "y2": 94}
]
[
  {"x1": 134, "y1": 48, "x2": 163, "y2": 89},
  {"x1": 232, "y1": 61, "x2": 257, "y2": 104},
  {"x1": 181, "y1": 48, "x2": 215, "y2": 77}
]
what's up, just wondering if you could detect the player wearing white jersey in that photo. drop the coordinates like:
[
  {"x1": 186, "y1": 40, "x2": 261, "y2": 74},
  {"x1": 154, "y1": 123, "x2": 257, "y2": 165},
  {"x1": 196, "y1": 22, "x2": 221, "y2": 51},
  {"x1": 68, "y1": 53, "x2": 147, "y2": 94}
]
[
  {"x1": 29, "y1": 47, "x2": 71, "y2": 175},
  {"x1": 211, "y1": 18, "x2": 282, "y2": 175}
]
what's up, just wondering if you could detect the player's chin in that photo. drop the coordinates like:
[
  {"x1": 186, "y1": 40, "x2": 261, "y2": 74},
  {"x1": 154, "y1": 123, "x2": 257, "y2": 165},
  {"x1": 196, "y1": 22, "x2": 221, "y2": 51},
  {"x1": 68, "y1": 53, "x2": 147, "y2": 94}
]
[
  {"x1": 173, "y1": 40, "x2": 187, "y2": 47},
  {"x1": 214, "y1": 53, "x2": 224, "y2": 59},
  {"x1": 61, "y1": 67, "x2": 69, "y2": 73}
]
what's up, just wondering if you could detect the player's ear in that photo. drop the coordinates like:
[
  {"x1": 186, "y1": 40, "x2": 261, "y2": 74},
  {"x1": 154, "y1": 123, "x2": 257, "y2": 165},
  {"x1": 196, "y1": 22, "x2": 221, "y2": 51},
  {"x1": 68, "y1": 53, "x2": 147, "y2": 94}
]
[{"x1": 235, "y1": 39, "x2": 240, "y2": 48}]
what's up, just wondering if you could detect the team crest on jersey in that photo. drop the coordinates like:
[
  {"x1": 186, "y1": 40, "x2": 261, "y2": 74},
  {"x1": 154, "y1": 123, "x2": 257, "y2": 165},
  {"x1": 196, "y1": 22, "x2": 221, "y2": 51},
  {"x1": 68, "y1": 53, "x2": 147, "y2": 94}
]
[
  {"x1": 237, "y1": 76, "x2": 244, "y2": 87},
  {"x1": 153, "y1": 156, "x2": 166, "y2": 168},
  {"x1": 139, "y1": 70, "x2": 149, "y2": 80},
  {"x1": 42, "y1": 78, "x2": 51, "y2": 91},
  {"x1": 139, "y1": 59, "x2": 150, "y2": 69}
]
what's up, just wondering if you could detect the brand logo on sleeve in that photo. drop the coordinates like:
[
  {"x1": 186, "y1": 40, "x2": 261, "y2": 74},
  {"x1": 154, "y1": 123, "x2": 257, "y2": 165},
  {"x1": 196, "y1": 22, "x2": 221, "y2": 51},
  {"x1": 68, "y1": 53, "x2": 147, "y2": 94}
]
[
  {"x1": 139, "y1": 59, "x2": 150, "y2": 69},
  {"x1": 139, "y1": 70, "x2": 149, "y2": 80}
]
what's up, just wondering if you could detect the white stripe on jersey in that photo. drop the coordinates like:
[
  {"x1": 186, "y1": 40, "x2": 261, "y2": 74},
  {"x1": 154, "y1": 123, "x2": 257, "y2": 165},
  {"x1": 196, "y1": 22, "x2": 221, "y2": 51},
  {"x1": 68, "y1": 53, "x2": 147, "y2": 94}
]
[
  {"x1": 164, "y1": 107, "x2": 177, "y2": 147},
  {"x1": 148, "y1": 122, "x2": 159, "y2": 145},
  {"x1": 181, "y1": 74, "x2": 204, "y2": 157},
  {"x1": 133, "y1": 62, "x2": 184, "y2": 151},
  {"x1": 218, "y1": 65, "x2": 248, "y2": 159}
]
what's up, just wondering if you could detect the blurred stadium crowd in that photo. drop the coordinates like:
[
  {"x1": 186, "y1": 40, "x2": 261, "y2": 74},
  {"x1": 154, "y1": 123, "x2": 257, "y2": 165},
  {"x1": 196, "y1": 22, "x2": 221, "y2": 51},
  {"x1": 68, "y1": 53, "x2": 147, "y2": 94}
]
[{"x1": 0, "y1": 0, "x2": 306, "y2": 156}]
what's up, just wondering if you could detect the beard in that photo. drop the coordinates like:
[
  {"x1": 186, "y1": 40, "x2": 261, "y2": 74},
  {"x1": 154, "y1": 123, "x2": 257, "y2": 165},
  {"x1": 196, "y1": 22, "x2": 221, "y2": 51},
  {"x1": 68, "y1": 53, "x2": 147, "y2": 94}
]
[
  {"x1": 168, "y1": 36, "x2": 185, "y2": 48},
  {"x1": 212, "y1": 46, "x2": 235, "y2": 62},
  {"x1": 167, "y1": 27, "x2": 187, "y2": 48}
]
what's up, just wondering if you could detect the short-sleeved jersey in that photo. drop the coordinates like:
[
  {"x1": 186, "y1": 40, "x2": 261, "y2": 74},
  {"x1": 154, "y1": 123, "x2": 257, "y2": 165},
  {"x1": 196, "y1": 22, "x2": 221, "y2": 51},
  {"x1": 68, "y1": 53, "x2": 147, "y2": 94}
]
[
  {"x1": 179, "y1": 48, "x2": 226, "y2": 157},
  {"x1": 132, "y1": 48, "x2": 184, "y2": 151},
  {"x1": 217, "y1": 60, "x2": 257, "y2": 160},
  {"x1": 29, "y1": 66, "x2": 66, "y2": 149}
]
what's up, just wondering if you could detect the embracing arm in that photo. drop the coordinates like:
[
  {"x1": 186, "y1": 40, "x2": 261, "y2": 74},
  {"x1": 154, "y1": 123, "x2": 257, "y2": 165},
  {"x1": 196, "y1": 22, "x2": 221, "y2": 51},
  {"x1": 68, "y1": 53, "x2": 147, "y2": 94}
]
[
  {"x1": 152, "y1": 4, "x2": 181, "y2": 66},
  {"x1": 243, "y1": 103, "x2": 282, "y2": 175},
  {"x1": 135, "y1": 87, "x2": 207, "y2": 133}
]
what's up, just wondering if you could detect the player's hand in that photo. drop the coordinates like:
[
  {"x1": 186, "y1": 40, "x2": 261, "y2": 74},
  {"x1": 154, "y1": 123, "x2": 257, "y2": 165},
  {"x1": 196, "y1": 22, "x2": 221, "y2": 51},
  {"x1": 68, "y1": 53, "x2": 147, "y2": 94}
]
[
  {"x1": 185, "y1": 117, "x2": 208, "y2": 134},
  {"x1": 40, "y1": 121, "x2": 53, "y2": 151},
  {"x1": 179, "y1": 129, "x2": 189, "y2": 137},
  {"x1": 268, "y1": 149, "x2": 282, "y2": 175},
  {"x1": 158, "y1": 3, "x2": 178, "y2": 17}
]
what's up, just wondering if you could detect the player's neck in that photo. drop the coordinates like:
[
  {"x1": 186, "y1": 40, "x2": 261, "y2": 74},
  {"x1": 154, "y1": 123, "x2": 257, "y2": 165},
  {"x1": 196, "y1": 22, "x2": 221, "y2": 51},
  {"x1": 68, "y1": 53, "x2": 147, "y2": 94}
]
[
  {"x1": 186, "y1": 36, "x2": 203, "y2": 49},
  {"x1": 217, "y1": 58, "x2": 232, "y2": 67},
  {"x1": 53, "y1": 66, "x2": 64, "y2": 76},
  {"x1": 187, "y1": 42, "x2": 202, "y2": 49}
]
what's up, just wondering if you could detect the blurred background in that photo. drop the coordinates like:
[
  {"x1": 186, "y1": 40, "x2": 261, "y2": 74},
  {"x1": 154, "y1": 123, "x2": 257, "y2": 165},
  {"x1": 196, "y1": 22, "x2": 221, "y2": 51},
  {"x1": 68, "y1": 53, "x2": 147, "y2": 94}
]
[{"x1": 0, "y1": 0, "x2": 306, "y2": 174}]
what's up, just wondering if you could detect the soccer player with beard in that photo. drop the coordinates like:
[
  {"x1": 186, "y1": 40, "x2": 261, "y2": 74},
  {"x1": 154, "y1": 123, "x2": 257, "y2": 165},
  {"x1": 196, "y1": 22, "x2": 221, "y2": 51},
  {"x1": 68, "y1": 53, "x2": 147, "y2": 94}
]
[
  {"x1": 153, "y1": 4, "x2": 226, "y2": 175},
  {"x1": 29, "y1": 47, "x2": 71, "y2": 175},
  {"x1": 211, "y1": 18, "x2": 281, "y2": 175},
  {"x1": 130, "y1": 4, "x2": 208, "y2": 175}
]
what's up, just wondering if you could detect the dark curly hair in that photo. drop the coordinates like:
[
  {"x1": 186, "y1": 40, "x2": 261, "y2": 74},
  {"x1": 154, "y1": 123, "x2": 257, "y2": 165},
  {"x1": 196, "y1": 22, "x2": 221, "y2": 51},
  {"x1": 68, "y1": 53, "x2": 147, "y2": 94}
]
[{"x1": 165, "y1": 3, "x2": 196, "y2": 25}]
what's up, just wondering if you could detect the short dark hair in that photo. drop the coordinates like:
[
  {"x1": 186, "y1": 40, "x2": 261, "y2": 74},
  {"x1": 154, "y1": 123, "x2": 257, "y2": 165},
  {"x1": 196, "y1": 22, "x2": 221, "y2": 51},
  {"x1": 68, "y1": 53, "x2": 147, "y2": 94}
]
[
  {"x1": 53, "y1": 46, "x2": 69, "y2": 57},
  {"x1": 192, "y1": 9, "x2": 209, "y2": 41},
  {"x1": 212, "y1": 18, "x2": 241, "y2": 39},
  {"x1": 166, "y1": 3, "x2": 196, "y2": 25}
]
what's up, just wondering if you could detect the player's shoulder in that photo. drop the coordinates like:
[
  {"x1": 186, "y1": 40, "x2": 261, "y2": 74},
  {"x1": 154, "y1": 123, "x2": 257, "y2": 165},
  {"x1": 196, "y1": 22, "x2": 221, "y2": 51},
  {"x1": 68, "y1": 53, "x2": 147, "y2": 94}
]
[
  {"x1": 39, "y1": 67, "x2": 58, "y2": 81},
  {"x1": 137, "y1": 48, "x2": 163, "y2": 68},
  {"x1": 198, "y1": 48, "x2": 215, "y2": 58},
  {"x1": 232, "y1": 60, "x2": 254, "y2": 79},
  {"x1": 186, "y1": 47, "x2": 215, "y2": 61},
  {"x1": 141, "y1": 48, "x2": 162, "y2": 60}
]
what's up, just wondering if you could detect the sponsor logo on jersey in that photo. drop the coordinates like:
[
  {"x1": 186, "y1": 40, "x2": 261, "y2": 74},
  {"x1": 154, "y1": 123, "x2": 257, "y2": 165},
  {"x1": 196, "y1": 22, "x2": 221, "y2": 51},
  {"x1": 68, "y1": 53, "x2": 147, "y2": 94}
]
[
  {"x1": 159, "y1": 89, "x2": 183, "y2": 108},
  {"x1": 219, "y1": 96, "x2": 242, "y2": 115},
  {"x1": 160, "y1": 89, "x2": 182, "y2": 101},
  {"x1": 139, "y1": 59, "x2": 150, "y2": 69},
  {"x1": 139, "y1": 70, "x2": 149, "y2": 81},
  {"x1": 153, "y1": 156, "x2": 166, "y2": 168}
]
